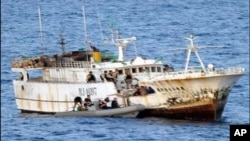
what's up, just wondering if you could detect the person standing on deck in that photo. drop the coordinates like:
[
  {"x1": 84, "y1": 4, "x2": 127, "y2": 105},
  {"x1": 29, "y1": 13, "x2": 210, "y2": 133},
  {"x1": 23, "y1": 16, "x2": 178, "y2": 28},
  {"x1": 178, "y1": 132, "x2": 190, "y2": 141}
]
[
  {"x1": 125, "y1": 72, "x2": 133, "y2": 89},
  {"x1": 111, "y1": 97, "x2": 120, "y2": 108},
  {"x1": 104, "y1": 70, "x2": 114, "y2": 82},
  {"x1": 86, "y1": 71, "x2": 96, "y2": 83}
]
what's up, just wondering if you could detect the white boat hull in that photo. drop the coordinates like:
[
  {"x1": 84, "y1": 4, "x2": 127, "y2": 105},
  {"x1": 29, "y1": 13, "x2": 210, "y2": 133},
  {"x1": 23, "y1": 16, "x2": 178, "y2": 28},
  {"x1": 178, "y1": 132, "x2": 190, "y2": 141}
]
[{"x1": 13, "y1": 72, "x2": 243, "y2": 121}]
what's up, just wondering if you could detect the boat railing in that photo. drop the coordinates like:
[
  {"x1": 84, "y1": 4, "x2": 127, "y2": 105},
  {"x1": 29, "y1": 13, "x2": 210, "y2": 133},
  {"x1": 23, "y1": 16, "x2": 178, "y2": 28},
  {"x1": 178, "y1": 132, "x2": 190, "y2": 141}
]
[
  {"x1": 12, "y1": 55, "x2": 92, "y2": 69},
  {"x1": 212, "y1": 67, "x2": 245, "y2": 75},
  {"x1": 151, "y1": 67, "x2": 245, "y2": 80},
  {"x1": 51, "y1": 60, "x2": 91, "y2": 68}
]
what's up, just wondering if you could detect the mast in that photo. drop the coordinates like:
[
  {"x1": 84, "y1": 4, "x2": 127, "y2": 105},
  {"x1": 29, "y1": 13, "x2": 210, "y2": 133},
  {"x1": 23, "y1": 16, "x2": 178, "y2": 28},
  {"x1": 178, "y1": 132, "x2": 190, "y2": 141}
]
[
  {"x1": 115, "y1": 35, "x2": 137, "y2": 61},
  {"x1": 59, "y1": 32, "x2": 66, "y2": 54},
  {"x1": 38, "y1": 0, "x2": 45, "y2": 54},
  {"x1": 94, "y1": 0, "x2": 104, "y2": 42},
  {"x1": 185, "y1": 35, "x2": 206, "y2": 73},
  {"x1": 82, "y1": 4, "x2": 88, "y2": 47}
]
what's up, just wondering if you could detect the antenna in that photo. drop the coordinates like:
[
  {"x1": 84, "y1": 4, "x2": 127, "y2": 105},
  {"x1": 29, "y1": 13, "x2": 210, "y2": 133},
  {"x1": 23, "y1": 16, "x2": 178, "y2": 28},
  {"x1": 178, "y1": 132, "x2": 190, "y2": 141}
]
[
  {"x1": 128, "y1": 23, "x2": 138, "y2": 57},
  {"x1": 37, "y1": 0, "x2": 45, "y2": 55},
  {"x1": 82, "y1": 0, "x2": 88, "y2": 48},
  {"x1": 182, "y1": 35, "x2": 206, "y2": 73},
  {"x1": 59, "y1": 31, "x2": 66, "y2": 54},
  {"x1": 162, "y1": 35, "x2": 226, "y2": 73},
  {"x1": 94, "y1": 0, "x2": 104, "y2": 42}
]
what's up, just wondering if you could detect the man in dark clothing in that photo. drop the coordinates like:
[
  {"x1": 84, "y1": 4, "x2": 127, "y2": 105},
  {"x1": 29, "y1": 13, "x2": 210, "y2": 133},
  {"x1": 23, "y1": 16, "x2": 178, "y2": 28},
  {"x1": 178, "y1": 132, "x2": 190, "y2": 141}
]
[
  {"x1": 86, "y1": 71, "x2": 96, "y2": 83},
  {"x1": 73, "y1": 96, "x2": 83, "y2": 111},
  {"x1": 99, "y1": 100, "x2": 108, "y2": 109},
  {"x1": 111, "y1": 97, "x2": 120, "y2": 108},
  {"x1": 84, "y1": 95, "x2": 93, "y2": 109}
]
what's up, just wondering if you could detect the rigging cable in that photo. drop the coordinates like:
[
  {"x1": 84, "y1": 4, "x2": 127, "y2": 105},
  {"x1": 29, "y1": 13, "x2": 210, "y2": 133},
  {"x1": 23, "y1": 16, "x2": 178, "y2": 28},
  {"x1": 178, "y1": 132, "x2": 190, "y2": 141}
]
[
  {"x1": 37, "y1": 0, "x2": 45, "y2": 55},
  {"x1": 94, "y1": 0, "x2": 104, "y2": 43}
]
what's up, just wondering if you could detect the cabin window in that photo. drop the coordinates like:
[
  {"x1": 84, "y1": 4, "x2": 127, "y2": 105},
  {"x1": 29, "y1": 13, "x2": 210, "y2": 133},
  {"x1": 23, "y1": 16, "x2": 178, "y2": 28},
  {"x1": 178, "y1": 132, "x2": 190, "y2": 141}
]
[
  {"x1": 157, "y1": 67, "x2": 161, "y2": 72},
  {"x1": 151, "y1": 67, "x2": 156, "y2": 72},
  {"x1": 132, "y1": 68, "x2": 137, "y2": 73},
  {"x1": 139, "y1": 67, "x2": 144, "y2": 73},
  {"x1": 118, "y1": 70, "x2": 123, "y2": 74},
  {"x1": 145, "y1": 67, "x2": 150, "y2": 72}
]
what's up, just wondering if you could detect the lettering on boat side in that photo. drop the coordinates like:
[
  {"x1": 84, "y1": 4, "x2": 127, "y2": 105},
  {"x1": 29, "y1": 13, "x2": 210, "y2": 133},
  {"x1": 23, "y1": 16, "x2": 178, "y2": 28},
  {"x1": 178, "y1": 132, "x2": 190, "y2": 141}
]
[{"x1": 78, "y1": 87, "x2": 97, "y2": 96}]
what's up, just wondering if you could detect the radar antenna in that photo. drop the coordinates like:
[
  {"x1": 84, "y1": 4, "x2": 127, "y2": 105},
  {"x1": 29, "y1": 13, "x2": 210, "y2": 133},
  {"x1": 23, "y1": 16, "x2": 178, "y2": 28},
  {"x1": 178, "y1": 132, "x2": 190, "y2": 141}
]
[{"x1": 59, "y1": 32, "x2": 67, "y2": 55}]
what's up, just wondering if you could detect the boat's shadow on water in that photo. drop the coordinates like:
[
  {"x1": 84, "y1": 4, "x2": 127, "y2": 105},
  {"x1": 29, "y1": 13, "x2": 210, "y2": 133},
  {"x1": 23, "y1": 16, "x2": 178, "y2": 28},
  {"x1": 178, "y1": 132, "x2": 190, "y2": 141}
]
[
  {"x1": 15, "y1": 113, "x2": 54, "y2": 118},
  {"x1": 138, "y1": 117, "x2": 233, "y2": 126},
  {"x1": 14, "y1": 113, "x2": 232, "y2": 125}
]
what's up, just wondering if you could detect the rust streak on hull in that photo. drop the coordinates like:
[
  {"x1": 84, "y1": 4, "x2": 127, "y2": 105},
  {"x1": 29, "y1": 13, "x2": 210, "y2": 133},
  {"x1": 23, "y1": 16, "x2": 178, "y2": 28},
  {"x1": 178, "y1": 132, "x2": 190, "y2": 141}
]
[{"x1": 138, "y1": 99, "x2": 225, "y2": 121}]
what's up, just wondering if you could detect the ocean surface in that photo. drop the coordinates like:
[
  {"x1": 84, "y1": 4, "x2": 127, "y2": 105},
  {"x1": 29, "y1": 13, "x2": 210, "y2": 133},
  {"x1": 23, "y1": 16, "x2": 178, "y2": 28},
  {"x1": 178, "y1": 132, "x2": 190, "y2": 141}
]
[{"x1": 1, "y1": 0, "x2": 249, "y2": 140}]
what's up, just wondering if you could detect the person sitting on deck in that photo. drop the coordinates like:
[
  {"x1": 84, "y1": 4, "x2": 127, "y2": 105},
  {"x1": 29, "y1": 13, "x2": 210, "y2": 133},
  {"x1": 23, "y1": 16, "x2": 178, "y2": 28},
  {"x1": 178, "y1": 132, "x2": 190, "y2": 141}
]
[
  {"x1": 73, "y1": 96, "x2": 85, "y2": 111},
  {"x1": 131, "y1": 85, "x2": 140, "y2": 96},
  {"x1": 139, "y1": 86, "x2": 147, "y2": 95},
  {"x1": 111, "y1": 97, "x2": 120, "y2": 108},
  {"x1": 98, "y1": 99, "x2": 108, "y2": 109},
  {"x1": 104, "y1": 70, "x2": 114, "y2": 82},
  {"x1": 84, "y1": 95, "x2": 94, "y2": 110},
  {"x1": 100, "y1": 71, "x2": 108, "y2": 82},
  {"x1": 86, "y1": 71, "x2": 96, "y2": 83}
]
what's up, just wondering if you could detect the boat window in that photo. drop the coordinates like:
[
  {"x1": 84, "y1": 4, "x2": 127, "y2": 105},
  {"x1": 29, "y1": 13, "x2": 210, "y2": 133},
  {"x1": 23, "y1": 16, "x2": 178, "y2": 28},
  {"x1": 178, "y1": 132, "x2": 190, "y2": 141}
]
[
  {"x1": 139, "y1": 67, "x2": 144, "y2": 73},
  {"x1": 132, "y1": 68, "x2": 137, "y2": 73},
  {"x1": 151, "y1": 67, "x2": 156, "y2": 72},
  {"x1": 157, "y1": 67, "x2": 161, "y2": 72},
  {"x1": 145, "y1": 67, "x2": 150, "y2": 72},
  {"x1": 118, "y1": 69, "x2": 123, "y2": 75}
]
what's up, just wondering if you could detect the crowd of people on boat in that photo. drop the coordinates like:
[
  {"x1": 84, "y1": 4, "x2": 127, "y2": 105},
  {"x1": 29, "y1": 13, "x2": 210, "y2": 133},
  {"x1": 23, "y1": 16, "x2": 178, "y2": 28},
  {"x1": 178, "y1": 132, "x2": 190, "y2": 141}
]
[
  {"x1": 73, "y1": 95, "x2": 120, "y2": 111},
  {"x1": 86, "y1": 70, "x2": 155, "y2": 97},
  {"x1": 86, "y1": 69, "x2": 133, "y2": 88}
]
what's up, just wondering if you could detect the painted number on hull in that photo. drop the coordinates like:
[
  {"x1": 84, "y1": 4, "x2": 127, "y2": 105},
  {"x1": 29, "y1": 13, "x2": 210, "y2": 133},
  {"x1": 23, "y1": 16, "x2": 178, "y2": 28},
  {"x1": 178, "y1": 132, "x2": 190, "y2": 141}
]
[{"x1": 79, "y1": 87, "x2": 97, "y2": 96}]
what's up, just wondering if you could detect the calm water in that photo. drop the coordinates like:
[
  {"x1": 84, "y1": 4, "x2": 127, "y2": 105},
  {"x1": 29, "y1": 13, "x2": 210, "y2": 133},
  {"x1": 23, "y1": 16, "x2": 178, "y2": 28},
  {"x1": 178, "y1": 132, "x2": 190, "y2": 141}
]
[{"x1": 1, "y1": 0, "x2": 249, "y2": 140}]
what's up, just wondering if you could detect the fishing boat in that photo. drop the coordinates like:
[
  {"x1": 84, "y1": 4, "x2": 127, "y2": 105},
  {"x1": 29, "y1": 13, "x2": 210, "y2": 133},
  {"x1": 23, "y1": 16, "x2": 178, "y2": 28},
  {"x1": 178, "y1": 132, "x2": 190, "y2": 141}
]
[{"x1": 11, "y1": 4, "x2": 245, "y2": 121}]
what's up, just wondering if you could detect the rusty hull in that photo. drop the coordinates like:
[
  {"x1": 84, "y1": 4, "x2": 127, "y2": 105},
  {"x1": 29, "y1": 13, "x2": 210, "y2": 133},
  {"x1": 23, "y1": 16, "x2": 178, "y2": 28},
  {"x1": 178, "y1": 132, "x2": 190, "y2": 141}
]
[{"x1": 137, "y1": 99, "x2": 227, "y2": 121}]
